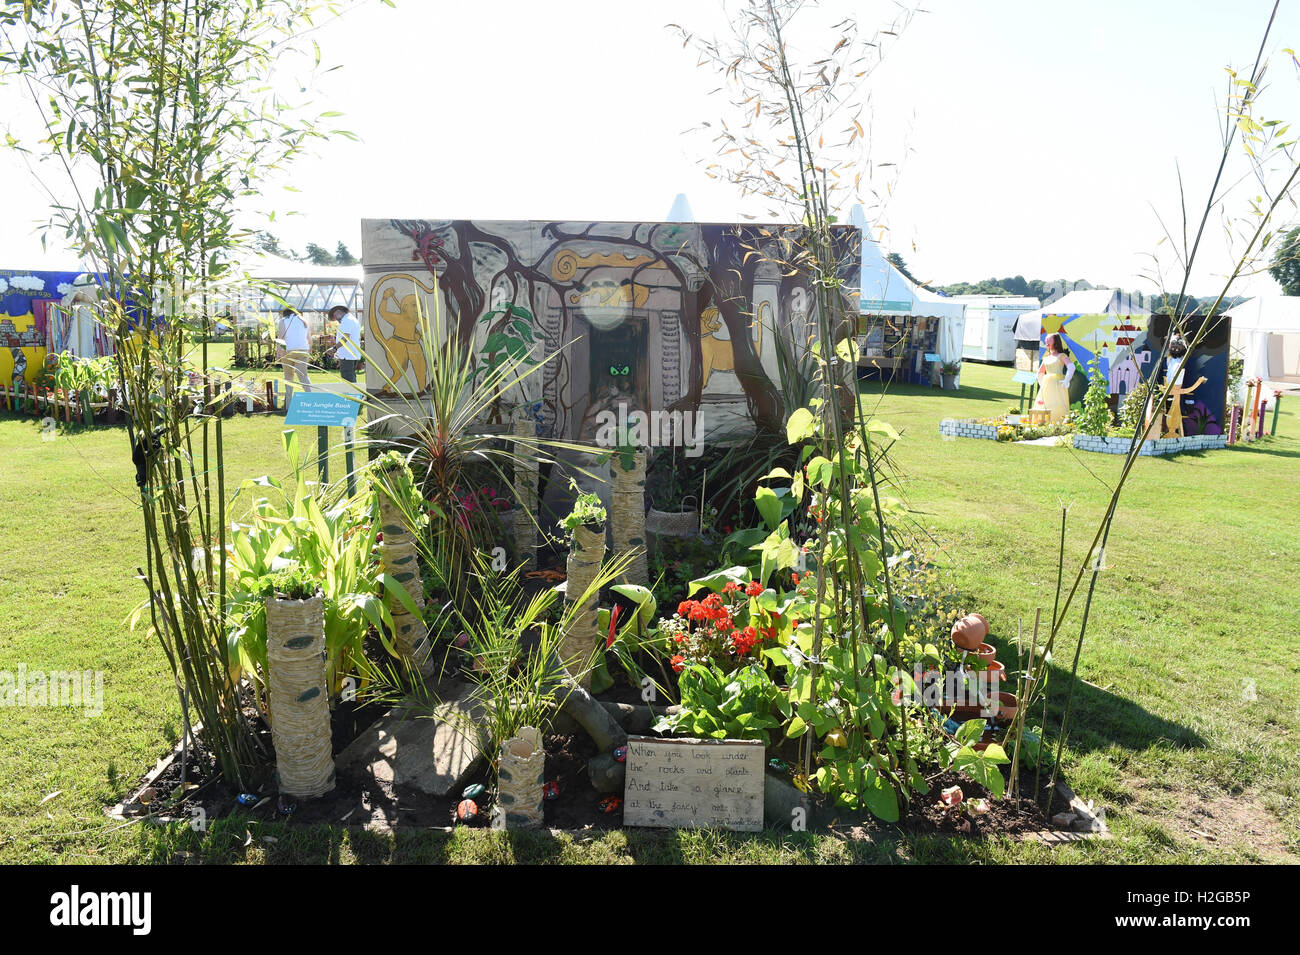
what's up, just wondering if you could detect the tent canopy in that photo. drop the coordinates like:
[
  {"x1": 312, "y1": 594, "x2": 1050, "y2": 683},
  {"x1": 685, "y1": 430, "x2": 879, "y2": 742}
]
[
  {"x1": 1233, "y1": 295, "x2": 1300, "y2": 386},
  {"x1": 1013, "y1": 289, "x2": 1147, "y2": 341},
  {"x1": 848, "y1": 206, "x2": 965, "y2": 375}
]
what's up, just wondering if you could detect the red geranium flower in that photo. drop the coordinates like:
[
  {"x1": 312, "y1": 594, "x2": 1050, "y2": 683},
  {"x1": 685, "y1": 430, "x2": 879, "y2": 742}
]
[
  {"x1": 671, "y1": 654, "x2": 686, "y2": 673},
  {"x1": 723, "y1": 581, "x2": 741, "y2": 594},
  {"x1": 745, "y1": 581, "x2": 762, "y2": 597}
]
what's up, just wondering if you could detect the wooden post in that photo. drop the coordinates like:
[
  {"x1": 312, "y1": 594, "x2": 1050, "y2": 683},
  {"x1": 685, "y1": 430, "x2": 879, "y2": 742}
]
[
  {"x1": 317, "y1": 425, "x2": 329, "y2": 486},
  {"x1": 1271, "y1": 393, "x2": 1281, "y2": 436}
]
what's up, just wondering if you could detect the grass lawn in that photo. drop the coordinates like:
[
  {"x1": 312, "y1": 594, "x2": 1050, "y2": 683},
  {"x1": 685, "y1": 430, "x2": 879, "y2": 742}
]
[{"x1": 0, "y1": 362, "x2": 1295, "y2": 864}]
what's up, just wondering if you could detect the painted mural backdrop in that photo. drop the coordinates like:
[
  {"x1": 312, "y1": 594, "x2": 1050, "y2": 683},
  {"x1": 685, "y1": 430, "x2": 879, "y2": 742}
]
[
  {"x1": 360, "y1": 220, "x2": 858, "y2": 444},
  {"x1": 1046, "y1": 312, "x2": 1231, "y2": 434},
  {"x1": 0, "y1": 269, "x2": 88, "y2": 388}
]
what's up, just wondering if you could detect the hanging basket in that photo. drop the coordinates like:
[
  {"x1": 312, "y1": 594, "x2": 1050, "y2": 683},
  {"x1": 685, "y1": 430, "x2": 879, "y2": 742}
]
[
  {"x1": 265, "y1": 592, "x2": 335, "y2": 798},
  {"x1": 646, "y1": 494, "x2": 700, "y2": 539},
  {"x1": 494, "y1": 725, "x2": 546, "y2": 829}
]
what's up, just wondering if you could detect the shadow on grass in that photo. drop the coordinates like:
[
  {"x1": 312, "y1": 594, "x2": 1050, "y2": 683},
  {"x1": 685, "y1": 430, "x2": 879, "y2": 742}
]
[
  {"x1": 858, "y1": 381, "x2": 1016, "y2": 405},
  {"x1": 1032, "y1": 663, "x2": 1208, "y2": 758},
  {"x1": 126, "y1": 815, "x2": 1033, "y2": 864}
]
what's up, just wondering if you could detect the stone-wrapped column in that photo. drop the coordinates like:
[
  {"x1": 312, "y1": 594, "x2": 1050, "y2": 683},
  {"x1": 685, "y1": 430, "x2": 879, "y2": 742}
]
[
  {"x1": 494, "y1": 725, "x2": 545, "y2": 829},
  {"x1": 610, "y1": 449, "x2": 647, "y2": 584},
  {"x1": 266, "y1": 592, "x2": 335, "y2": 797},
  {"x1": 378, "y1": 492, "x2": 426, "y2": 660},
  {"x1": 562, "y1": 524, "x2": 605, "y2": 689},
  {"x1": 512, "y1": 415, "x2": 539, "y2": 567}
]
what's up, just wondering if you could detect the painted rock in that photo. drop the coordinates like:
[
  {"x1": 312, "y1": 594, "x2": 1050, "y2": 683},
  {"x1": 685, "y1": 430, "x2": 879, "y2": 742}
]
[
  {"x1": 597, "y1": 795, "x2": 622, "y2": 814},
  {"x1": 236, "y1": 793, "x2": 259, "y2": 807},
  {"x1": 613, "y1": 745, "x2": 627, "y2": 763},
  {"x1": 824, "y1": 728, "x2": 848, "y2": 748},
  {"x1": 768, "y1": 758, "x2": 788, "y2": 773},
  {"x1": 542, "y1": 781, "x2": 560, "y2": 801},
  {"x1": 456, "y1": 799, "x2": 479, "y2": 822},
  {"x1": 462, "y1": 783, "x2": 486, "y2": 801}
]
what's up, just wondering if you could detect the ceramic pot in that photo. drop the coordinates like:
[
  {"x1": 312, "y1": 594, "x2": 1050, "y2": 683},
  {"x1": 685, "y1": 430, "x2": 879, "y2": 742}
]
[
  {"x1": 974, "y1": 643, "x2": 997, "y2": 662},
  {"x1": 951, "y1": 614, "x2": 988, "y2": 650}
]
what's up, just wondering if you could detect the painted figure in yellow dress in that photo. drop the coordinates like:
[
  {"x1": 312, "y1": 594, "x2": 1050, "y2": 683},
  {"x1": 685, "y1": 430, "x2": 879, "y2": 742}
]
[
  {"x1": 372, "y1": 286, "x2": 429, "y2": 394},
  {"x1": 1035, "y1": 333, "x2": 1074, "y2": 423}
]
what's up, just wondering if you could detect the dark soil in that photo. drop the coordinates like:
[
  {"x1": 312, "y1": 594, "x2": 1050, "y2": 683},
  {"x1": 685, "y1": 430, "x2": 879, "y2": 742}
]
[{"x1": 897, "y1": 769, "x2": 1057, "y2": 836}]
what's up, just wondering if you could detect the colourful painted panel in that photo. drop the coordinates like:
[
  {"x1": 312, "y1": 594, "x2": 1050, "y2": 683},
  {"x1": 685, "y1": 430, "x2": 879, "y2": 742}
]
[
  {"x1": 360, "y1": 220, "x2": 858, "y2": 444},
  {"x1": 1045, "y1": 312, "x2": 1231, "y2": 431},
  {"x1": 0, "y1": 269, "x2": 85, "y2": 387}
]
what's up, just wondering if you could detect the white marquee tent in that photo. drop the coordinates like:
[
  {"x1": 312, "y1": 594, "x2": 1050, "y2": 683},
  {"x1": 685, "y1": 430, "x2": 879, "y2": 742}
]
[
  {"x1": 851, "y1": 205, "x2": 966, "y2": 385},
  {"x1": 1230, "y1": 295, "x2": 1300, "y2": 390}
]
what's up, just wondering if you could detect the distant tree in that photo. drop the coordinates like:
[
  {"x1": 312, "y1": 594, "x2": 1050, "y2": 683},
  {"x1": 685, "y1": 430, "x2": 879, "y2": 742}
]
[
  {"x1": 1268, "y1": 226, "x2": 1300, "y2": 294},
  {"x1": 304, "y1": 242, "x2": 334, "y2": 265},
  {"x1": 334, "y1": 241, "x2": 358, "y2": 266},
  {"x1": 255, "y1": 231, "x2": 299, "y2": 260}
]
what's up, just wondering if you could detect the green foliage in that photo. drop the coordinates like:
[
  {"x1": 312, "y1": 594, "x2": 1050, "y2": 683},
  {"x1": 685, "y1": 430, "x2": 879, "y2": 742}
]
[
  {"x1": 1268, "y1": 225, "x2": 1300, "y2": 295},
  {"x1": 225, "y1": 430, "x2": 413, "y2": 701},
  {"x1": 655, "y1": 663, "x2": 785, "y2": 746},
  {"x1": 1118, "y1": 380, "x2": 1150, "y2": 435},
  {"x1": 559, "y1": 482, "x2": 606, "y2": 535},
  {"x1": 2, "y1": 0, "x2": 357, "y2": 788},
  {"x1": 1077, "y1": 359, "x2": 1113, "y2": 436}
]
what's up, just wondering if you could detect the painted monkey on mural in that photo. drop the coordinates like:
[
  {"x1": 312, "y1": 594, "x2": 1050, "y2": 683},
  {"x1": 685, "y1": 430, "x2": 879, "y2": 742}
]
[{"x1": 373, "y1": 286, "x2": 429, "y2": 393}]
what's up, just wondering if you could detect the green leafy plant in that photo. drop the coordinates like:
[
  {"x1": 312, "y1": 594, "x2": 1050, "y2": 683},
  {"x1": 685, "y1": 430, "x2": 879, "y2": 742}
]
[
  {"x1": 225, "y1": 430, "x2": 419, "y2": 702},
  {"x1": 559, "y1": 482, "x2": 607, "y2": 536},
  {"x1": 655, "y1": 662, "x2": 786, "y2": 746},
  {"x1": 1077, "y1": 358, "x2": 1112, "y2": 436}
]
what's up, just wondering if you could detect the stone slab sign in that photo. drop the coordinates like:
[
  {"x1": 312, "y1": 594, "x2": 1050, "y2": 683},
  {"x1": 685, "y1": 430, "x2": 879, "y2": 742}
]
[
  {"x1": 335, "y1": 683, "x2": 486, "y2": 798},
  {"x1": 623, "y1": 735, "x2": 764, "y2": 832}
]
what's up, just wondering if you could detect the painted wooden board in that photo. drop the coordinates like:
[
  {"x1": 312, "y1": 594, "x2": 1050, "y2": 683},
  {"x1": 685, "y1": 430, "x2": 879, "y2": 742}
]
[{"x1": 622, "y1": 735, "x2": 765, "y2": 832}]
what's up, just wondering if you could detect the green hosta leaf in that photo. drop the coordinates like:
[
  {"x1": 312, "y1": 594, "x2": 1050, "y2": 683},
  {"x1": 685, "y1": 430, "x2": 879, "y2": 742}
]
[
  {"x1": 755, "y1": 485, "x2": 782, "y2": 531},
  {"x1": 688, "y1": 565, "x2": 750, "y2": 596},
  {"x1": 786, "y1": 407, "x2": 817, "y2": 444}
]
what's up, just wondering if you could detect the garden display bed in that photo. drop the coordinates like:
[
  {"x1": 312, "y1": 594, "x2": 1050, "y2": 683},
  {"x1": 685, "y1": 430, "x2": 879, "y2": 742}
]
[{"x1": 109, "y1": 680, "x2": 1098, "y2": 841}]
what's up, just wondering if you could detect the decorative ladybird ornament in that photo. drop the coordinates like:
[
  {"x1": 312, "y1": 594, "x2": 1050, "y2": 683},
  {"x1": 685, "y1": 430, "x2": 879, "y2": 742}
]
[
  {"x1": 456, "y1": 798, "x2": 480, "y2": 823},
  {"x1": 824, "y1": 727, "x2": 848, "y2": 748},
  {"x1": 613, "y1": 745, "x2": 627, "y2": 763},
  {"x1": 542, "y1": 780, "x2": 560, "y2": 801},
  {"x1": 597, "y1": 795, "x2": 622, "y2": 815}
]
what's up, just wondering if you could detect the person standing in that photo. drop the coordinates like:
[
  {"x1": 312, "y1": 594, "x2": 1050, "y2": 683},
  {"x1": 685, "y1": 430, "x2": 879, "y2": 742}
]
[
  {"x1": 276, "y1": 306, "x2": 312, "y2": 405},
  {"x1": 1035, "y1": 333, "x2": 1074, "y2": 423},
  {"x1": 329, "y1": 304, "x2": 363, "y2": 385}
]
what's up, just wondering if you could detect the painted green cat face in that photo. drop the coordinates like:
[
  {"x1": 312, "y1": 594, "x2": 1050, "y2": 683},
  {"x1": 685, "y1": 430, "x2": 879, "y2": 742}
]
[{"x1": 608, "y1": 363, "x2": 631, "y2": 377}]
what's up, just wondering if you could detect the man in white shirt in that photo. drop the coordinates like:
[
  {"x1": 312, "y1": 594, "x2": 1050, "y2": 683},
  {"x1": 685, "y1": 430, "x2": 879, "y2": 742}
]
[
  {"x1": 329, "y1": 305, "x2": 363, "y2": 384},
  {"x1": 276, "y1": 306, "x2": 312, "y2": 403}
]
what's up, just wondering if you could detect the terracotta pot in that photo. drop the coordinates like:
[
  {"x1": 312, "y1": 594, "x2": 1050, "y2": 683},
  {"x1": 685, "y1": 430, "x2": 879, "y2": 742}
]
[
  {"x1": 983, "y1": 659, "x2": 1006, "y2": 677},
  {"x1": 974, "y1": 643, "x2": 997, "y2": 662},
  {"x1": 950, "y1": 614, "x2": 988, "y2": 650}
]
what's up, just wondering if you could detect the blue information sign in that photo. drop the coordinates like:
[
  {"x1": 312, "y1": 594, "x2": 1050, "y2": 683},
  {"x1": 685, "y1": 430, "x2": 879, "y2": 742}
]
[
  {"x1": 924, "y1": 352, "x2": 941, "y2": 363},
  {"x1": 285, "y1": 392, "x2": 360, "y2": 427}
]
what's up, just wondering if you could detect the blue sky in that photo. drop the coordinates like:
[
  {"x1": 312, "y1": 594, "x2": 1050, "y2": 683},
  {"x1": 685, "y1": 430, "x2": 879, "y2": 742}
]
[{"x1": 3, "y1": 0, "x2": 1299, "y2": 298}]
